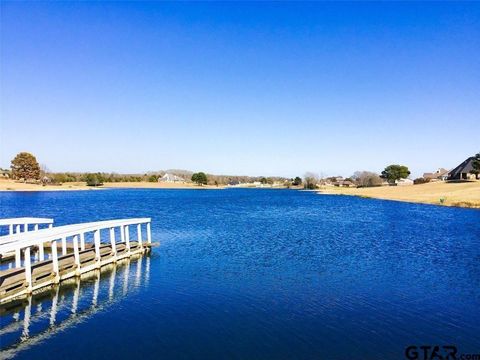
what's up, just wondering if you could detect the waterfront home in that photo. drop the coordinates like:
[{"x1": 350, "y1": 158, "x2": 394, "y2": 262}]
[
  {"x1": 423, "y1": 168, "x2": 449, "y2": 181},
  {"x1": 395, "y1": 178, "x2": 414, "y2": 186},
  {"x1": 158, "y1": 173, "x2": 185, "y2": 183},
  {"x1": 333, "y1": 180, "x2": 355, "y2": 187},
  {"x1": 448, "y1": 157, "x2": 479, "y2": 180}
]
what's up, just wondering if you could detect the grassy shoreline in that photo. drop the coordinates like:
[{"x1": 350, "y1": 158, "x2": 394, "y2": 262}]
[
  {"x1": 317, "y1": 181, "x2": 480, "y2": 209},
  {"x1": 2, "y1": 179, "x2": 479, "y2": 209},
  {"x1": 0, "y1": 180, "x2": 226, "y2": 191}
]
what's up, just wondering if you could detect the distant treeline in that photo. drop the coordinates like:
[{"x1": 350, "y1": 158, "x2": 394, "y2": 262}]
[{"x1": 46, "y1": 170, "x2": 289, "y2": 186}]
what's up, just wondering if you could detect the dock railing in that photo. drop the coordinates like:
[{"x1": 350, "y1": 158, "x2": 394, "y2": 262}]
[{"x1": 0, "y1": 218, "x2": 152, "y2": 304}]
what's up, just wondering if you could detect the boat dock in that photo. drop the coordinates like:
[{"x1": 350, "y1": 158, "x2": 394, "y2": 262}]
[{"x1": 0, "y1": 218, "x2": 152, "y2": 304}]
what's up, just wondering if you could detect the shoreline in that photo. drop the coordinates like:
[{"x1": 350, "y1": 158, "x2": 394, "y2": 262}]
[
  {"x1": 316, "y1": 181, "x2": 480, "y2": 209},
  {"x1": 2, "y1": 179, "x2": 479, "y2": 209},
  {"x1": 0, "y1": 180, "x2": 227, "y2": 192}
]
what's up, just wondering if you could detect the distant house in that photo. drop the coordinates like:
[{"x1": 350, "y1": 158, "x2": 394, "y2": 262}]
[
  {"x1": 158, "y1": 173, "x2": 185, "y2": 183},
  {"x1": 395, "y1": 178, "x2": 414, "y2": 186},
  {"x1": 0, "y1": 169, "x2": 10, "y2": 179},
  {"x1": 333, "y1": 180, "x2": 355, "y2": 187},
  {"x1": 448, "y1": 157, "x2": 479, "y2": 180},
  {"x1": 423, "y1": 168, "x2": 449, "y2": 181}
]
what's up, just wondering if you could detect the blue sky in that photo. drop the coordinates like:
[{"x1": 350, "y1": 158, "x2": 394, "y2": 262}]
[{"x1": 1, "y1": 2, "x2": 479, "y2": 178}]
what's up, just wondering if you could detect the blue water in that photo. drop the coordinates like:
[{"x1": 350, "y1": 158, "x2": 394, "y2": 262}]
[{"x1": 0, "y1": 189, "x2": 479, "y2": 359}]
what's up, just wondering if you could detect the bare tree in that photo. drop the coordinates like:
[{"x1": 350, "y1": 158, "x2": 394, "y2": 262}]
[
  {"x1": 303, "y1": 172, "x2": 319, "y2": 189},
  {"x1": 352, "y1": 171, "x2": 383, "y2": 187}
]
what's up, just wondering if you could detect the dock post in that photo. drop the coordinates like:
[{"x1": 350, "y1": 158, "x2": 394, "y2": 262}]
[
  {"x1": 73, "y1": 235, "x2": 80, "y2": 274},
  {"x1": 147, "y1": 222, "x2": 152, "y2": 244},
  {"x1": 24, "y1": 247, "x2": 32, "y2": 293},
  {"x1": 94, "y1": 230, "x2": 101, "y2": 267},
  {"x1": 38, "y1": 241, "x2": 45, "y2": 261},
  {"x1": 61, "y1": 237, "x2": 67, "y2": 255},
  {"x1": 137, "y1": 223, "x2": 143, "y2": 248},
  {"x1": 15, "y1": 248, "x2": 21, "y2": 267},
  {"x1": 51, "y1": 240, "x2": 60, "y2": 283},
  {"x1": 120, "y1": 225, "x2": 125, "y2": 243},
  {"x1": 110, "y1": 227, "x2": 117, "y2": 260},
  {"x1": 125, "y1": 225, "x2": 130, "y2": 252},
  {"x1": 34, "y1": 224, "x2": 45, "y2": 261},
  {"x1": 80, "y1": 232, "x2": 85, "y2": 251}
]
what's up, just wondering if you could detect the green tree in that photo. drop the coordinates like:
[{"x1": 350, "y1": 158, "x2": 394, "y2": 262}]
[
  {"x1": 148, "y1": 175, "x2": 158, "y2": 182},
  {"x1": 85, "y1": 173, "x2": 104, "y2": 187},
  {"x1": 191, "y1": 172, "x2": 207, "y2": 185},
  {"x1": 471, "y1": 153, "x2": 480, "y2": 178},
  {"x1": 292, "y1": 176, "x2": 302, "y2": 186},
  {"x1": 10, "y1": 152, "x2": 41, "y2": 181},
  {"x1": 381, "y1": 165, "x2": 411, "y2": 183},
  {"x1": 259, "y1": 177, "x2": 267, "y2": 184}
]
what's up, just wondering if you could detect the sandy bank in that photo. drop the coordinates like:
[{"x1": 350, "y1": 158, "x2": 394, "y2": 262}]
[
  {"x1": 0, "y1": 179, "x2": 225, "y2": 191},
  {"x1": 317, "y1": 181, "x2": 480, "y2": 208}
]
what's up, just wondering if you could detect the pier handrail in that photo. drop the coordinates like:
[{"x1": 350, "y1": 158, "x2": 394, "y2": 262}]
[
  {"x1": 0, "y1": 218, "x2": 54, "y2": 226},
  {"x1": 0, "y1": 218, "x2": 151, "y2": 253}
]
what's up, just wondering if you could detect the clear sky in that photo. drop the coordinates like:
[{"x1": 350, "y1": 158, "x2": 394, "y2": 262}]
[{"x1": 1, "y1": 2, "x2": 479, "y2": 178}]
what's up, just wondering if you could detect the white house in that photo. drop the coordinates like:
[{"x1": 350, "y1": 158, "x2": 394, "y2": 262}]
[
  {"x1": 395, "y1": 178, "x2": 414, "y2": 186},
  {"x1": 158, "y1": 173, "x2": 185, "y2": 183}
]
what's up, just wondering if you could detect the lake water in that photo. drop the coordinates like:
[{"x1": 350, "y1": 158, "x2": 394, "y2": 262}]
[{"x1": 0, "y1": 189, "x2": 479, "y2": 359}]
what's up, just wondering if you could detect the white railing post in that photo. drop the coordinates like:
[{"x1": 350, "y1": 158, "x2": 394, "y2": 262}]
[
  {"x1": 73, "y1": 235, "x2": 80, "y2": 273},
  {"x1": 15, "y1": 224, "x2": 21, "y2": 234},
  {"x1": 48, "y1": 223, "x2": 53, "y2": 229},
  {"x1": 8, "y1": 224, "x2": 13, "y2": 235},
  {"x1": 110, "y1": 227, "x2": 117, "y2": 258},
  {"x1": 80, "y1": 232, "x2": 85, "y2": 251},
  {"x1": 137, "y1": 223, "x2": 142, "y2": 248},
  {"x1": 15, "y1": 248, "x2": 21, "y2": 268},
  {"x1": 24, "y1": 247, "x2": 32, "y2": 293},
  {"x1": 125, "y1": 225, "x2": 130, "y2": 251},
  {"x1": 94, "y1": 230, "x2": 101, "y2": 265},
  {"x1": 120, "y1": 225, "x2": 125, "y2": 243},
  {"x1": 24, "y1": 223, "x2": 29, "y2": 232},
  {"x1": 147, "y1": 222, "x2": 152, "y2": 244},
  {"x1": 34, "y1": 223, "x2": 44, "y2": 261},
  {"x1": 38, "y1": 241, "x2": 45, "y2": 261},
  {"x1": 61, "y1": 237, "x2": 67, "y2": 255},
  {"x1": 51, "y1": 240, "x2": 59, "y2": 283}
]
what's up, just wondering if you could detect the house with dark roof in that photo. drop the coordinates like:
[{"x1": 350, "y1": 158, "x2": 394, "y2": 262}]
[
  {"x1": 423, "y1": 168, "x2": 449, "y2": 181},
  {"x1": 448, "y1": 157, "x2": 479, "y2": 180}
]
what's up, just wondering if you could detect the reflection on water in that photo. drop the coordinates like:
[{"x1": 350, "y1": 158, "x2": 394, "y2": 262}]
[{"x1": 0, "y1": 255, "x2": 150, "y2": 359}]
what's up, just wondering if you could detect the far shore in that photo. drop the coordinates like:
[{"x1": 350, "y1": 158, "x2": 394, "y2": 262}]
[
  {"x1": 0, "y1": 179, "x2": 227, "y2": 191},
  {"x1": 2, "y1": 178, "x2": 479, "y2": 209},
  {"x1": 317, "y1": 180, "x2": 480, "y2": 209}
]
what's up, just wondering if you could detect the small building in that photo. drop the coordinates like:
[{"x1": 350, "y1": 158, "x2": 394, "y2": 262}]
[
  {"x1": 395, "y1": 178, "x2": 414, "y2": 186},
  {"x1": 448, "y1": 157, "x2": 479, "y2": 180},
  {"x1": 158, "y1": 173, "x2": 185, "y2": 183},
  {"x1": 423, "y1": 168, "x2": 449, "y2": 181},
  {"x1": 333, "y1": 180, "x2": 355, "y2": 187}
]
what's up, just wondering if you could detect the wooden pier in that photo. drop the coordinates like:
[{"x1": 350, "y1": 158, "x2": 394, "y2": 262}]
[{"x1": 0, "y1": 218, "x2": 152, "y2": 304}]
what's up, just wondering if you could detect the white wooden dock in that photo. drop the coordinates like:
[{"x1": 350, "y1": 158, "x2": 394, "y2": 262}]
[{"x1": 0, "y1": 218, "x2": 152, "y2": 304}]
